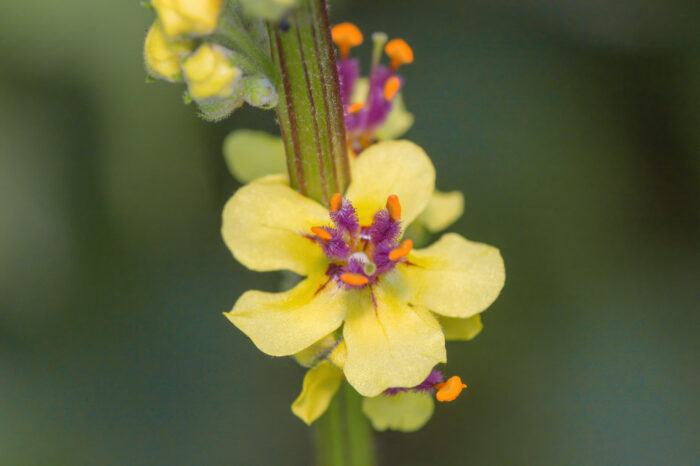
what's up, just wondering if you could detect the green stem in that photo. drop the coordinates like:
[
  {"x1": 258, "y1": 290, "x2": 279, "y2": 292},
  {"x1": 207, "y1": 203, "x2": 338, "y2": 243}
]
[
  {"x1": 269, "y1": 0, "x2": 350, "y2": 206},
  {"x1": 314, "y1": 383, "x2": 377, "y2": 466}
]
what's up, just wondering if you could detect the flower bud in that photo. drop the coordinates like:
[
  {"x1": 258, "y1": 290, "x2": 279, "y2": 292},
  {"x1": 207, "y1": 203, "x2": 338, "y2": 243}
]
[
  {"x1": 152, "y1": 0, "x2": 224, "y2": 37},
  {"x1": 143, "y1": 20, "x2": 193, "y2": 82},
  {"x1": 182, "y1": 44, "x2": 242, "y2": 100},
  {"x1": 242, "y1": 75, "x2": 278, "y2": 109},
  {"x1": 239, "y1": 0, "x2": 297, "y2": 21}
]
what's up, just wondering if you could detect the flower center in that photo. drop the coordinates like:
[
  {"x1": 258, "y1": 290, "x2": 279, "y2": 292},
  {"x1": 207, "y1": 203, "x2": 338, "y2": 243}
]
[
  {"x1": 331, "y1": 23, "x2": 414, "y2": 153},
  {"x1": 307, "y1": 193, "x2": 413, "y2": 289}
]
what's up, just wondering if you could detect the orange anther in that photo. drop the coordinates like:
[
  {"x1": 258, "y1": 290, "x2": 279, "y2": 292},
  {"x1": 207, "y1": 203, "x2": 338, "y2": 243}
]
[
  {"x1": 386, "y1": 194, "x2": 401, "y2": 221},
  {"x1": 311, "y1": 226, "x2": 332, "y2": 242},
  {"x1": 434, "y1": 376, "x2": 467, "y2": 402},
  {"x1": 383, "y1": 76, "x2": 401, "y2": 101},
  {"x1": 347, "y1": 101, "x2": 365, "y2": 114},
  {"x1": 331, "y1": 23, "x2": 363, "y2": 59},
  {"x1": 389, "y1": 239, "x2": 412, "y2": 261},
  {"x1": 384, "y1": 38, "x2": 413, "y2": 70},
  {"x1": 330, "y1": 193, "x2": 343, "y2": 212},
  {"x1": 339, "y1": 273, "x2": 369, "y2": 286}
]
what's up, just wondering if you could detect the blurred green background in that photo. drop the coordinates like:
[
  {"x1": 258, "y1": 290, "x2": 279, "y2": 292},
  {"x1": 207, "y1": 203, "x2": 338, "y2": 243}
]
[{"x1": 1, "y1": 0, "x2": 698, "y2": 464}]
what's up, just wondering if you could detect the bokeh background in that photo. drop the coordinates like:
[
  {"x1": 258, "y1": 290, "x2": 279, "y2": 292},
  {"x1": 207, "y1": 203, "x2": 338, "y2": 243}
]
[{"x1": 2, "y1": 0, "x2": 699, "y2": 464}]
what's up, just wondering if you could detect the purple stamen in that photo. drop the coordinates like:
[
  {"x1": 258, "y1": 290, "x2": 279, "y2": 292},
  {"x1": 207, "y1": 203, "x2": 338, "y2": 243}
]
[{"x1": 383, "y1": 369, "x2": 444, "y2": 396}]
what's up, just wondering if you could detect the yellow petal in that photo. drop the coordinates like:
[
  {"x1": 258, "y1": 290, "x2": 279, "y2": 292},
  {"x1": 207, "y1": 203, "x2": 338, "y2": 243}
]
[
  {"x1": 292, "y1": 361, "x2": 343, "y2": 425},
  {"x1": 342, "y1": 286, "x2": 446, "y2": 397},
  {"x1": 329, "y1": 339, "x2": 347, "y2": 370},
  {"x1": 417, "y1": 190, "x2": 464, "y2": 233},
  {"x1": 344, "y1": 141, "x2": 435, "y2": 226},
  {"x1": 222, "y1": 130, "x2": 286, "y2": 183},
  {"x1": 362, "y1": 392, "x2": 434, "y2": 432},
  {"x1": 294, "y1": 333, "x2": 339, "y2": 367},
  {"x1": 221, "y1": 174, "x2": 328, "y2": 275},
  {"x1": 400, "y1": 233, "x2": 505, "y2": 318},
  {"x1": 375, "y1": 92, "x2": 414, "y2": 141},
  {"x1": 439, "y1": 314, "x2": 483, "y2": 341},
  {"x1": 225, "y1": 273, "x2": 346, "y2": 356}
]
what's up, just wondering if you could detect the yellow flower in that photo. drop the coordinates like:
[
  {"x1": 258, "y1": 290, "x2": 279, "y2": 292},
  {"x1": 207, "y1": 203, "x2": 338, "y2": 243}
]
[
  {"x1": 143, "y1": 20, "x2": 193, "y2": 82},
  {"x1": 222, "y1": 140, "x2": 505, "y2": 396},
  {"x1": 221, "y1": 130, "x2": 464, "y2": 235},
  {"x1": 182, "y1": 44, "x2": 242, "y2": 100},
  {"x1": 152, "y1": 0, "x2": 224, "y2": 38}
]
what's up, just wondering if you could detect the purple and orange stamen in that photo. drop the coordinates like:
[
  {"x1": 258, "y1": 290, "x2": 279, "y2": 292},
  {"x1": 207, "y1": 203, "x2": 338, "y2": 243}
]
[{"x1": 331, "y1": 22, "x2": 363, "y2": 60}]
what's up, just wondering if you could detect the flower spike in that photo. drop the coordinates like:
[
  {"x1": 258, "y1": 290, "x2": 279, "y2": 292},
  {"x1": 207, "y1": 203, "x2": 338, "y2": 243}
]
[
  {"x1": 434, "y1": 376, "x2": 467, "y2": 402},
  {"x1": 385, "y1": 39, "x2": 414, "y2": 70},
  {"x1": 331, "y1": 23, "x2": 363, "y2": 59},
  {"x1": 386, "y1": 194, "x2": 401, "y2": 221}
]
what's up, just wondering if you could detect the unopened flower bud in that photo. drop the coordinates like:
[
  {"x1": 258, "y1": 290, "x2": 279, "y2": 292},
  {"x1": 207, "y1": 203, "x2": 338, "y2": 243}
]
[
  {"x1": 144, "y1": 20, "x2": 193, "y2": 82},
  {"x1": 242, "y1": 75, "x2": 278, "y2": 109},
  {"x1": 152, "y1": 0, "x2": 224, "y2": 37},
  {"x1": 182, "y1": 44, "x2": 242, "y2": 100}
]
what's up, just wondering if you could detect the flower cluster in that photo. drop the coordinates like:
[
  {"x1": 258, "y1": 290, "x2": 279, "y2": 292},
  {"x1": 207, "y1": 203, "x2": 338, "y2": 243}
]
[
  {"x1": 222, "y1": 140, "x2": 505, "y2": 430},
  {"x1": 142, "y1": 0, "x2": 280, "y2": 120}
]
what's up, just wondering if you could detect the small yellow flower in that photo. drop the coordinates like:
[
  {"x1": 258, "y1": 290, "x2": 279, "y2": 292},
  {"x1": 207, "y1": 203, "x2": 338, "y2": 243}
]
[
  {"x1": 143, "y1": 20, "x2": 193, "y2": 82},
  {"x1": 152, "y1": 0, "x2": 224, "y2": 38},
  {"x1": 222, "y1": 140, "x2": 505, "y2": 396},
  {"x1": 221, "y1": 130, "x2": 463, "y2": 235},
  {"x1": 182, "y1": 44, "x2": 242, "y2": 100}
]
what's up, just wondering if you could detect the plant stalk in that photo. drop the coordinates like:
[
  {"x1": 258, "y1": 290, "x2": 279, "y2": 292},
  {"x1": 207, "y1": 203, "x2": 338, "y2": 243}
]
[{"x1": 268, "y1": 0, "x2": 350, "y2": 206}]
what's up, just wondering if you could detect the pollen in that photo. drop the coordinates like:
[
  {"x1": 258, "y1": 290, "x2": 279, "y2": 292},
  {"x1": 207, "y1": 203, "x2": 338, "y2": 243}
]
[
  {"x1": 384, "y1": 38, "x2": 413, "y2": 70},
  {"x1": 311, "y1": 226, "x2": 332, "y2": 242},
  {"x1": 389, "y1": 239, "x2": 413, "y2": 261},
  {"x1": 434, "y1": 376, "x2": 467, "y2": 402},
  {"x1": 331, "y1": 23, "x2": 363, "y2": 59},
  {"x1": 348, "y1": 101, "x2": 365, "y2": 114},
  {"x1": 339, "y1": 272, "x2": 369, "y2": 286},
  {"x1": 330, "y1": 193, "x2": 343, "y2": 212},
  {"x1": 383, "y1": 76, "x2": 401, "y2": 101},
  {"x1": 386, "y1": 194, "x2": 401, "y2": 221}
]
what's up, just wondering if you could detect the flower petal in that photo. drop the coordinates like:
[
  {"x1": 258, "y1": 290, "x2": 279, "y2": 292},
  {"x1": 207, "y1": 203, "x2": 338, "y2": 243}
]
[
  {"x1": 438, "y1": 314, "x2": 483, "y2": 341},
  {"x1": 375, "y1": 92, "x2": 414, "y2": 141},
  {"x1": 400, "y1": 233, "x2": 505, "y2": 318},
  {"x1": 291, "y1": 361, "x2": 344, "y2": 425},
  {"x1": 362, "y1": 392, "x2": 434, "y2": 432},
  {"x1": 222, "y1": 130, "x2": 286, "y2": 183},
  {"x1": 344, "y1": 140, "x2": 435, "y2": 226},
  {"x1": 222, "y1": 175, "x2": 329, "y2": 275},
  {"x1": 342, "y1": 287, "x2": 446, "y2": 397},
  {"x1": 418, "y1": 190, "x2": 464, "y2": 233},
  {"x1": 225, "y1": 273, "x2": 346, "y2": 356}
]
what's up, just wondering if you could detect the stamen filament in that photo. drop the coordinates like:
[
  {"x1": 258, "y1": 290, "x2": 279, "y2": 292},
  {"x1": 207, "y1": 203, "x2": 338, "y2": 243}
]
[
  {"x1": 331, "y1": 23, "x2": 363, "y2": 60},
  {"x1": 384, "y1": 38, "x2": 414, "y2": 70}
]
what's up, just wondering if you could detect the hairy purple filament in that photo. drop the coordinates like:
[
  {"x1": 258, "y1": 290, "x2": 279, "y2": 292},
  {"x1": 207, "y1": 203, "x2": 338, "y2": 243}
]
[
  {"x1": 383, "y1": 369, "x2": 444, "y2": 396},
  {"x1": 308, "y1": 197, "x2": 406, "y2": 289}
]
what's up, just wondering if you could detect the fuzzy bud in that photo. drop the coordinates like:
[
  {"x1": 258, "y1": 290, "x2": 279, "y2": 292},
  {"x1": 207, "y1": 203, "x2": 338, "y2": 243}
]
[
  {"x1": 152, "y1": 0, "x2": 224, "y2": 37},
  {"x1": 144, "y1": 20, "x2": 193, "y2": 82},
  {"x1": 242, "y1": 75, "x2": 278, "y2": 109}
]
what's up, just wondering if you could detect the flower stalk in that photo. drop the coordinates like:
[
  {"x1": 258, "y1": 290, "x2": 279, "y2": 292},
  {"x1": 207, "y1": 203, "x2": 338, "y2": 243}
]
[
  {"x1": 268, "y1": 0, "x2": 351, "y2": 206},
  {"x1": 314, "y1": 383, "x2": 376, "y2": 466}
]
